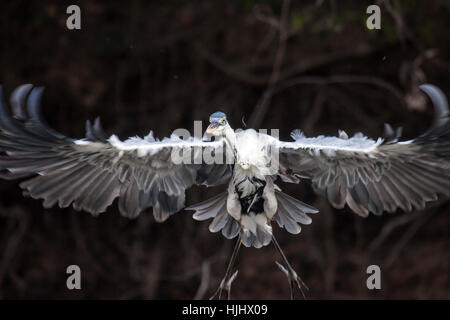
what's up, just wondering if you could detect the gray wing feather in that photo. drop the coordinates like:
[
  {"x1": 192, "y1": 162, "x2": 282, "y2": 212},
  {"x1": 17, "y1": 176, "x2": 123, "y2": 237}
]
[
  {"x1": 208, "y1": 206, "x2": 229, "y2": 233},
  {"x1": 278, "y1": 84, "x2": 450, "y2": 217},
  {"x1": 273, "y1": 191, "x2": 318, "y2": 234},
  {"x1": 221, "y1": 216, "x2": 240, "y2": 239},
  {"x1": 0, "y1": 85, "x2": 232, "y2": 220},
  {"x1": 188, "y1": 192, "x2": 228, "y2": 220}
]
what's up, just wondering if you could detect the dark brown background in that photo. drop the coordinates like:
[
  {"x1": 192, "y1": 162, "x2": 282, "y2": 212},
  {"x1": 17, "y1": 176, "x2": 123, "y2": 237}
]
[{"x1": 0, "y1": 0, "x2": 448, "y2": 299}]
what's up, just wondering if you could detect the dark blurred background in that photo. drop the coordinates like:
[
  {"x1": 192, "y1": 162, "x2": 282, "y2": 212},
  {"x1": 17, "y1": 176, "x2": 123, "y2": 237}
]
[{"x1": 0, "y1": 0, "x2": 449, "y2": 299}]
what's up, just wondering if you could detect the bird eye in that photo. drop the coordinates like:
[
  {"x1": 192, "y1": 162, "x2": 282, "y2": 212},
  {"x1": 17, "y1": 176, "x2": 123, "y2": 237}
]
[{"x1": 220, "y1": 119, "x2": 226, "y2": 125}]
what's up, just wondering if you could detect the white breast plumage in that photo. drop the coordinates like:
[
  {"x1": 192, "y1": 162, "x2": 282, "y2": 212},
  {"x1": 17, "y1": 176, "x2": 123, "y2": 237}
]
[{"x1": 234, "y1": 129, "x2": 277, "y2": 175}]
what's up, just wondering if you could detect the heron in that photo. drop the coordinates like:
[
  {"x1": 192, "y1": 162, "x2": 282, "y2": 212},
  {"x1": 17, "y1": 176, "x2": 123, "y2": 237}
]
[{"x1": 0, "y1": 84, "x2": 448, "y2": 299}]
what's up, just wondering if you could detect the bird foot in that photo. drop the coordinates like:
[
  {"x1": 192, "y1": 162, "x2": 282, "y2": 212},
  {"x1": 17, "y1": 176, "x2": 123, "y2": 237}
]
[
  {"x1": 209, "y1": 270, "x2": 239, "y2": 300},
  {"x1": 275, "y1": 261, "x2": 308, "y2": 299}
]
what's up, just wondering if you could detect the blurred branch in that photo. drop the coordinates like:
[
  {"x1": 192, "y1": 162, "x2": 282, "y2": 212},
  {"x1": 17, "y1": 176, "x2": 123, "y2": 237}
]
[
  {"x1": 253, "y1": 5, "x2": 280, "y2": 30},
  {"x1": 368, "y1": 201, "x2": 445, "y2": 254},
  {"x1": 368, "y1": 211, "x2": 425, "y2": 253},
  {"x1": 249, "y1": 0, "x2": 291, "y2": 128},
  {"x1": 274, "y1": 74, "x2": 407, "y2": 109},
  {"x1": 385, "y1": 210, "x2": 434, "y2": 268},
  {"x1": 300, "y1": 90, "x2": 325, "y2": 135},
  {"x1": 377, "y1": 0, "x2": 417, "y2": 47},
  {"x1": 194, "y1": 42, "x2": 384, "y2": 87},
  {"x1": 193, "y1": 260, "x2": 211, "y2": 300}
]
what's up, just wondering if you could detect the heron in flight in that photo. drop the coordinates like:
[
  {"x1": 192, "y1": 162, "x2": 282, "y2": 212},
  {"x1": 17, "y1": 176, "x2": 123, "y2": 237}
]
[{"x1": 0, "y1": 84, "x2": 448, "y2": 299}]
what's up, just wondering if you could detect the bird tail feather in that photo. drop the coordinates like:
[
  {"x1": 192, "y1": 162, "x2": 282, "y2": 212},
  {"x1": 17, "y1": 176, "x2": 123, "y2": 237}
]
[{"x1": 186, "y1": 192, "x2": 240, "y2": 240}]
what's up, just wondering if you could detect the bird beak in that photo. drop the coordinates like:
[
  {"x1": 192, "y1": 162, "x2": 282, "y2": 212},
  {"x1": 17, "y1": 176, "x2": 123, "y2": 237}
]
[{"x1": 206, "y1": 122, "x2": 220, "y2": 134}]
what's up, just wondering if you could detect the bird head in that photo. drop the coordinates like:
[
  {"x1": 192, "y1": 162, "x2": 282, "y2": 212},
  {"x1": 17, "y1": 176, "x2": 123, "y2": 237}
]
[{"x1": 206, "y1": 111, "x2": 228, "y2": 136}]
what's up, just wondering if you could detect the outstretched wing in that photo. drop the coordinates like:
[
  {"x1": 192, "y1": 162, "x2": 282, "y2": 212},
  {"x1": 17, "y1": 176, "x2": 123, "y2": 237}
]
[
  {"x1": 277, "y1": 84, "x2": 450, "y2": 217},
  {"x1": 0, "y1": 84, "x2": 232, "y2": 221}
]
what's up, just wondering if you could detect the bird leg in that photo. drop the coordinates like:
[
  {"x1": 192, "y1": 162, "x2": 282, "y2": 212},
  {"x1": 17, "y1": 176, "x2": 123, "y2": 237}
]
[
  {"x1": 272, "y1": 235, "x2": 308, "y2": 299},
  {"x1": 210, "y1": 234, "x2": 242, "y2": 300}
]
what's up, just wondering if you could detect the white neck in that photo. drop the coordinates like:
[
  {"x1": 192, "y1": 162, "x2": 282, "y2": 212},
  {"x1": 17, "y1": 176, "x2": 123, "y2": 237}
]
[
  {"x1": 223, "y1": 124, "x2": 236, "y2": 147},
  {"x1": 222, "y1": 124, "x2": 238, "y2": 159}
]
